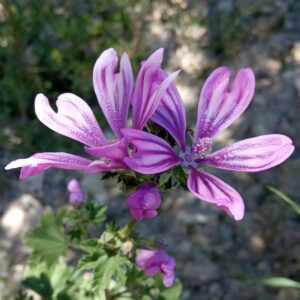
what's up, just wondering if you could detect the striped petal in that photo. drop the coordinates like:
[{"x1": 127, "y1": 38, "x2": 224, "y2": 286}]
[
  {"x1": 187, "y1": 168, "x2": 244, "y2": 221},
  {"x1": 121, "y1": 128, "x2": 181, "y2": 174},
  {"x1": 195, "y1": 67, "x2": 255, "y2": 139},
  {"x1": 86, "y1": 160, "x2": 127, "y2": 172},
  {"x1": 85, "y1": 138, "x2": 128, "y2": 160},
  {"x1": 5, "y1": 152, "x2": 94, "y2": 179},
  {"x1": 151, "y1": 69, "x2": 186, "y2": 150},
  {"x1": 35, "y1": 93, "x2": 107, "y2": 147},
  {"x1": 93, "y1": 48, "x2": 134, "y2": 138},
  {"x1": 199, "y1": 134, "x2": 294, "y2": 172},
  {"x1": 131, "y1": 49, "x2": 180, "y2": 130}
]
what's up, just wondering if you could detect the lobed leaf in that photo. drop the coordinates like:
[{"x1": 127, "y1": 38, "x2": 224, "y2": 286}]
[{"x1": 25, "y1": 210, "x2": 68, "y2": 265}]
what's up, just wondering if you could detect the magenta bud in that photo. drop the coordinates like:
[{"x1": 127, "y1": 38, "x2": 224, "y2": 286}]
[
  {"x1": 136, "y1": 249, "x2": 175, "y2": 288},
  {"x1": 126, "y1": 183, "x2": 162, "y2": 221},
  {"x1": 67, "y1": 179, "x2": 86, "y2": 205}
]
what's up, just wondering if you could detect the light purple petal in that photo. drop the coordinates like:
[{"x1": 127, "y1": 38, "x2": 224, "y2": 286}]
[
  {"x1": 144, "y1": 193, "x2": 161, "y2": 210},
  {"x1": 136, "y1": 250, "x2": 156, "y2": 269},
  {"x1": 126, "y1": 190, "x2": 143, "y2": 209},
  {"x1": 132, "y1": 49, "x2": 163, "y2": 130},
  {"x1": 85, "y1": 138, "x2": 128, "y2": 160},
  {"x1": 200, "y1": 135, "x2": 294, "y2": 172},
  {"x1": 121, "y1": 128, "x2": 181, "y2": 174},
  {"x1": 131, "y1": 49, "x2": 180, "y2": 130},
  {"x1": 5, "y1": 152, "x2": 93, "y2": 179},
  {"x1": 161, "y1": 263, "x2": 175, "y2": 288},
  {"x1": 187, "y1": 168, "x2": 244, "y2": 220},
  {"x1": 195, "y1": 67, "x2": 255, "y2": 139},
  {"x1": 67, "y1": 179, "x2": 86, "y2": 205},
  {"x1": 35, "y1": 93, "x2": 107, "y2": 147},
  {"x1": 136, "y1": 249, "x2": 176, "y2": 287},
  {"x1": 93, "y1": 48, "x2": 134, "y2": 138},
  {"x1": 145, "y1": 266, "x2": 160, "y2": 276},
  {"x1": 126, "y1": 183, "x2": 162, "y2": 221},
  {"x1": 151, "y1": 69, "x2": 186, "y2": 150},
  {"x1": 86, "y1": 159, "x2": 127, "y2": 173},
  {"x1": 130, "y1": 209, "x2": 144, "y2": 221},
  {"x1": 143, "y1": 210, "x2": 158, "y2": 219},
  {"x1": 67, "y1": 178, "x2": 82, "y2": 193}
]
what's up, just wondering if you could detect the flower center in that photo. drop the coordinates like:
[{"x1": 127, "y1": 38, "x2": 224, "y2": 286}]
[
  {"x1": 179, "y1": 137, "x2": 212, "y2": 168},
  {"x1": 184, "y1": 153, "x2": 193, "y2": 162},
  {"x1": 191, "y1": 137, "x2": 212, "y2": 159}
]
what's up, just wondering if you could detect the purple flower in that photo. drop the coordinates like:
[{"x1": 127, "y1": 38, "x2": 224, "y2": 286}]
[
  {"x1": 5, "y1": 49, "x2": 179, "y2": 179},
  {"x1": 67, "y1": 179, "x2": 86, "y2": 205},
  {"x1": 126, "y1": 183, "x2": 162, "y2": 221},
  {"x1": 121, "y1": 67, "x2": 294, "y2": 220},
  {"x1": 136, "y1": 249, "x2": 175, "y2": 287}
]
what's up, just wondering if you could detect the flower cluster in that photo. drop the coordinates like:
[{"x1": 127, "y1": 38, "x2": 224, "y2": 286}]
[
  {"x1": 136, "y1": 249, "x2": 175, "y2": 287},
  {"x1": 5, "y1": 48, "x2": 294, "y2": 287},
  {"x1": 126, "y1": 183, "x2": 162, "y2": 221}
]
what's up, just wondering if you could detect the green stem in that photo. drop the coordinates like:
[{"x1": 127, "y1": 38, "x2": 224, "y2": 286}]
[{"x1": 118, "y1": 220, "x2": 138, "y2": 239}]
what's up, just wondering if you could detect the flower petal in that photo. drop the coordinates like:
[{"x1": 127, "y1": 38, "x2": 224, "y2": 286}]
[
  {"x1": 86, "y1": 159, "x2": 127, "y2": 173},
  {"x1": 35, "y1": 93, "x2": 107, "y2": 147},
  {"x1": 136, "y1": 250, "x2": 156, "y2": 269},
  {"x1": 161, "y1": 263, "x2": 175, "y2": 288},
  {"x1": 195, "y1": 67, "x2": 255, "y2": 139},
  {"x1": 129, "y1": 209, "x2": 144, "y2": 221},
  {"x1": 93, "y1": 48, "x2": 134, "y2": 138},
  {"x1": 151, "y1": 69, "x2": 186, "y2": 150},
  {"x1": 5, "y1": 152, "x2": 93, "y2": 179},
  {"x1": 126, "y1": 183, "x2": 162, "y2": 221},
  {"x1": 187, "y1": 168, "x2": 244, "y2": 220},
  {"x1": 131, "y1": 49, "x2": 180, "y2": 130},
  {"x1": 67, "y1": 179, "x2": 86, "y2": 205},
  {"x1": 200, "y1": 135, "x2": 294, "y2": 172},
  {"x1": 121, "y1": 128, "x2": 181, "y2": 174},
  {"x1": 85, "y1": 138, "x2": 128, "y2": 160},
  {"x1": 143, "y1": 210, "x2": 158, "y2": 219}
]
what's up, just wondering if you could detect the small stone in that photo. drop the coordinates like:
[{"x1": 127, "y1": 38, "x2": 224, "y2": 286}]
[
  {"x1": 249, "y1": 235, "x2": 266, "y2": 253},
  {"x1": 1, "y1": 194, "x2": 42, "y2": 239}
]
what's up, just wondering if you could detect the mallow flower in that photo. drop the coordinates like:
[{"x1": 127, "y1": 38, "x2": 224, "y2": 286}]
[
  {"x1": 136, "y1": 249, "x2": 175, "y2": 287},
  {"x1": 67, "y1": 178, "x2": 86, "y2": 205},
  {"x1": 5, "y1": 48, "x2": 178, "y2": 179},
  {"x1": 126, "y1": 183, "x2": 162, "y2": 221},
  {"x1": 121, "y1": 67, "x2": 294, "y2": 220}
]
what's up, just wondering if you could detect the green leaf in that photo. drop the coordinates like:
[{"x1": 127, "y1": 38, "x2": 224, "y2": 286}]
[
  {"x1": 79, "y1": 239, "x2": 102, "y2": 254},
  {"x1": 92, "y1": 254, "x2": 131, "y2": 294},
  {"x1": 48, "y1": 262, "x2": 74, "y2": 293},
  {"x1": 256, "y1": 277, "x2": 300, "y2": 289},
  {"x1": 268, "y1": 186, "x2": 300, "y2": 215},
  {"x1": 101, "y1": 171, "x2": 119, "y2": 180},
  {"x1": 170, "y1": 166, "x2": 188, "y2": 192},
  {"x1": 85, "y1": 201, "x2": 107, "y2": 225},
  {"x1": 93, "y1": 255, "x2": 115, "y2": 293},
  {"x1": 79, "y1": 254, "x2": 103, "y2": 271},
  {"x1": 160, "y1": 280, "x2": 182, "y2": 300},
  {"x1": 25, "y1": 210, "x2": 68, "y2": 265},
  {"x1": 113, "y1": 255, "x2": 132, "y2": 287},
  {"x1": 24, "y1": 260, "x2": 87, "y2": 299},
  {"x1": 23, "y1": 273, "x2": 53, "y2": 299},
  {"x1": 159, "y1": 172, "x2": 172, "y2": 186}
]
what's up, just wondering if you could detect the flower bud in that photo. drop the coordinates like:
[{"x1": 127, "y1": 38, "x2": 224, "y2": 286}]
[
  {"x1": 67, "y1": 179, "x2": 86, "y2": 205},
  {"x1": 126, "y1": 183, "x2": 162, "y2": 221},
  {"x1": 136, "y1": 249, "x2": 175, "y2": 287}
]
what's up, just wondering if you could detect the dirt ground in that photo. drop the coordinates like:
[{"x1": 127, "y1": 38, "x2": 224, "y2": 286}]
[{"x1": 1, "y1": 0, "x2": 300, "y2": 299}]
